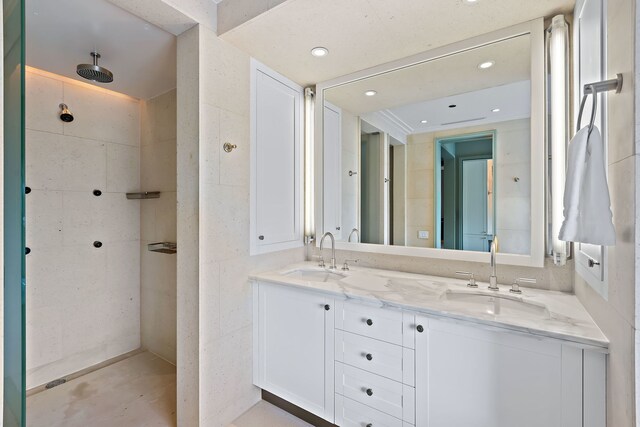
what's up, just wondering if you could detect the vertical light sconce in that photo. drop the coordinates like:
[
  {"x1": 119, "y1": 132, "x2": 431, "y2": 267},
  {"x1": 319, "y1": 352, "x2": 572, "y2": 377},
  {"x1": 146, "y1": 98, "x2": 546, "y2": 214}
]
[
  {"x1": 547, "y1": 15, "x2": 570, "y2": 265},
  {"x1": 304, "y1": 87, "x2": 315, "y2": 244}
]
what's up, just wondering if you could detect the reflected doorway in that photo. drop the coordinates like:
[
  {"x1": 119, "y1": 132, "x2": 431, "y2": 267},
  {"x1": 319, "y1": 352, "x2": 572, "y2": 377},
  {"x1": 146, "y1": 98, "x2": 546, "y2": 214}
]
[{"x1": 435, "y1": 132, "x2": 495, "y2": 251}]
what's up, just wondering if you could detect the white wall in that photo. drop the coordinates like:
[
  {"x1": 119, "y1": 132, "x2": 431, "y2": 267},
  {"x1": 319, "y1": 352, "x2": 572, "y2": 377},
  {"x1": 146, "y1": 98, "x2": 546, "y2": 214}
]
[
  {"x1": 24, "y1": 69, "x2": 141, "y2": 389},
  {"x1": 341, "y1": 109, "x2": 359, "y2": 240},
  {"x1": 392, "y1": 144, "x2": 406, "y2": 246},
  {"x1": 574, "y1": 0, "x2": 636, "y2": 424},
  {"x1": 198, "y1": 26, "x2": 306, "y2": 426},
  {"x1": 176, "y1": 24, "x2": 306, "y2": 426},
  {"x1": 140, "y1": 89, "x2": 177, "y2": 364}
]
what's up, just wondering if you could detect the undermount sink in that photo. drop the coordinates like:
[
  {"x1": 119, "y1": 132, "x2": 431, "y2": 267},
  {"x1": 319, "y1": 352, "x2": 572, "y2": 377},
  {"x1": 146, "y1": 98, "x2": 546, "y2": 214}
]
[
  {"x1": 284, "y1": 269, "x2": 345, "y2": 282},
  {"x1": 441, "y1": 290, "x2": 550, "y2": 319}
]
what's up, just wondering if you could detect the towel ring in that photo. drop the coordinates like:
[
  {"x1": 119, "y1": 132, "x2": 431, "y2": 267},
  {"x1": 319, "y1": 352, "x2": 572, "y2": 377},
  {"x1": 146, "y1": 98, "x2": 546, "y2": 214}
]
[{"x1": 576, "y1": 84, "x2": 598, "y2": 134}]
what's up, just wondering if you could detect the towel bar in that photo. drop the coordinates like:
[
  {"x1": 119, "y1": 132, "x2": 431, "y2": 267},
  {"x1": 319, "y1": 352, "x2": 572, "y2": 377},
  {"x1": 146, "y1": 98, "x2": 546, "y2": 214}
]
[{"x1": 576, "y1": 73, "x2": 623, "y2": 134}]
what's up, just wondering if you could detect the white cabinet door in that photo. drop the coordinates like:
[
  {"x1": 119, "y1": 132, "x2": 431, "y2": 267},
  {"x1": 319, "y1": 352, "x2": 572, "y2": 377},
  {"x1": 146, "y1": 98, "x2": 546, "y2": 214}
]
[
  {"x1": 323, "y1": 102, "x2": 342, "y2": 239},
  {"x1": 250, "y1": 60, "x2": 303, "y2": 255},
  {"x1": 414, "y1": 316, "x2": 582, "y2": 427},
  {"x1": 254, "y1": 283, "x2": 335, "y2": 421}
]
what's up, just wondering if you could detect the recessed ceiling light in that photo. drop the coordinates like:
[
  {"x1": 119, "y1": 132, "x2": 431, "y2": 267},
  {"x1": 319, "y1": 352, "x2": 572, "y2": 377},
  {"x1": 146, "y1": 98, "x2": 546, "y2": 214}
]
[
  {"x1": 465, "y1": 0, "x2": 479, "y2": 3},
  {"x1": 492, "y1": 108, "x2": 500, "y2": 112},
  {"x1": 478, "y1": 60, "x2": 495, "y2": 69},
  {"x1": 365, "y1": 90, "x2": 377, "y2": 96},
  {"x1": 311, "y1": 47, "x2": 329, "y2": 57},
  {"x1": 420, "y1": 120, "x2": 428, "y2": 124}
]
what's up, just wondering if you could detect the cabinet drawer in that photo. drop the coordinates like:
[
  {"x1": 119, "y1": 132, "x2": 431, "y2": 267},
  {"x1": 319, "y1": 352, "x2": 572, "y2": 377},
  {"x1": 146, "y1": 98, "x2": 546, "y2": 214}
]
[
  {"x1": 335, "y1": 300, "x2": 404, "y2": 345},
  {"x1": 335, "y1": 362, "x2": 415, "y2": 423},
  {"x1": 335, "y1": 330, "x2": 414, "y2": 383},
  {"x1": 335, "y1": 394, "x2": 409, "y2": 427}
]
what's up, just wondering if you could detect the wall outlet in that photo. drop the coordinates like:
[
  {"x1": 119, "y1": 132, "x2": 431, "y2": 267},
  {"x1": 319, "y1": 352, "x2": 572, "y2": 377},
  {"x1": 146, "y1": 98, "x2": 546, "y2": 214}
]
[{"x1": 418, "y1": 230, "x2": 429, "y2": 239}]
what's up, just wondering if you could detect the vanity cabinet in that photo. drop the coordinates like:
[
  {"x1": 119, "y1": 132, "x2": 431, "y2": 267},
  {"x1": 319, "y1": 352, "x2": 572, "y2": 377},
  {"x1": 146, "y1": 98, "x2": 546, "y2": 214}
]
[
  {"x1": 253, "y1": 282, "x2": 606, "y2": 427},
  {"x1": 253, "y1": 283, "x2": 335, "y2": 421},
  {"x1": 414, "y1": 316, "x2": 586, "y2": 427},
  {"x1": 250, "y1": 60, "x2": 303, "y2": 255}
]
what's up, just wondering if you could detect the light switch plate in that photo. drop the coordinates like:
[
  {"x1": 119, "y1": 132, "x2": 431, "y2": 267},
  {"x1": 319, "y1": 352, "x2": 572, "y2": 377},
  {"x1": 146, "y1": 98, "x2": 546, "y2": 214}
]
[{"x1": 418, "y1": 230, "x2": 429, "y2": 239}]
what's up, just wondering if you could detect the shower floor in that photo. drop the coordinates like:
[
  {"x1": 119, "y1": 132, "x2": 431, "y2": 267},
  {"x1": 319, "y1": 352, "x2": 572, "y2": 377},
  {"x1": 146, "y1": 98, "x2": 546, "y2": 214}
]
[
  {"x1": 26, "y1": 350, "x2": 311, "y2": 427},
  {"x1": 26, "y1": 351, "x2": 176, "y2": 427}
]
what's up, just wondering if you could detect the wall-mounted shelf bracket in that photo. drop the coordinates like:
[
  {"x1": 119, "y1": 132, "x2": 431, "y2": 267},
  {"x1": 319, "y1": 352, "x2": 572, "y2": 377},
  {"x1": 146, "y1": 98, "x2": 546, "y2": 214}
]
[
  {"x1": 147, "y1": 242, "x2": 177, "y2": 254},
  {"x1": 126, "y1": 191, "x2": 160, "y2": 200}
]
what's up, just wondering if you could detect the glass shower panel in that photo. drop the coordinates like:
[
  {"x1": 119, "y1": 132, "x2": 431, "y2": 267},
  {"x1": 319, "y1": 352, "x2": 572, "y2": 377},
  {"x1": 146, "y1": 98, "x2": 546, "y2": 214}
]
[{"x1": 3, "y1": 0, "x2": 25, "y2": 425}]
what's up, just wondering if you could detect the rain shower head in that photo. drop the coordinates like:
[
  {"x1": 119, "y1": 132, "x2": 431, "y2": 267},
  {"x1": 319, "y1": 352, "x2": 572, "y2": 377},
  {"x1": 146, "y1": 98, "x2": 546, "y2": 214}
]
[{"x1": 76, "y1": 52, "x2": 113, "y2": 83}]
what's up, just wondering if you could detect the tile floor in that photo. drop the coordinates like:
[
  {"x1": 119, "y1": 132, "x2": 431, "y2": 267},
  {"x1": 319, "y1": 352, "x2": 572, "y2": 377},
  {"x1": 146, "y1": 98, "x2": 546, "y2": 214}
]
[
  {"x1": 230, "y1": 401, "x2": 313, "y2": 427},
  {"x1": 26, "y1": 351, "x2": 311, "y2": 427},
  {"x1": 27, "y1": 351, "x2": 176, "y2": 427}
]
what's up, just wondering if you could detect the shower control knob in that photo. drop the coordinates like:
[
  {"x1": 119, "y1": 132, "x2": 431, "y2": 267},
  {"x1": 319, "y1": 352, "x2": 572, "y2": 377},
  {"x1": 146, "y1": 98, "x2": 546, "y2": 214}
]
[{"x1": 93, "y1": 241, "x2": 103, "y2": 248}]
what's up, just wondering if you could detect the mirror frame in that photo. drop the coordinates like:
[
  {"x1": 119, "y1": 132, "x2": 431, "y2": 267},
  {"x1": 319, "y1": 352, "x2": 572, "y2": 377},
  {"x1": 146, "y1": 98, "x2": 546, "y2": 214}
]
[{"x1": 313, "y1": 18, "x2": 545, "y2": 268}]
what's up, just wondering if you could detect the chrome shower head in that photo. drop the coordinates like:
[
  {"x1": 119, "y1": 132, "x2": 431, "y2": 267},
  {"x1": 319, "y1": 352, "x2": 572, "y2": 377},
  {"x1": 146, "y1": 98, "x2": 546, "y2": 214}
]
[{"x1": 76, "y1": 52, "x2": 113, "y2": 83}]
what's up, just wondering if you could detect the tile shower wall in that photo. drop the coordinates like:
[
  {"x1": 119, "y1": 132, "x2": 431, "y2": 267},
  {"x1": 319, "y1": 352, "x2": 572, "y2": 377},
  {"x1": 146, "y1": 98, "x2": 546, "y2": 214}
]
[
  {"x1": 140, "y1": 89, "x2": 177, "y2": 364},
  {"x1": 24, "y1": 70, "x2": 141, "y2": 389}
]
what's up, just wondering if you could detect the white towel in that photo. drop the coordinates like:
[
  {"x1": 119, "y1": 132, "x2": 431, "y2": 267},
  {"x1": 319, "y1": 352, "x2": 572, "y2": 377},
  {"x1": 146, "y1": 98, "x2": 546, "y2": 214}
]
[{"x1": 559, "y1": 126, "x2": 615, "y2": 245}]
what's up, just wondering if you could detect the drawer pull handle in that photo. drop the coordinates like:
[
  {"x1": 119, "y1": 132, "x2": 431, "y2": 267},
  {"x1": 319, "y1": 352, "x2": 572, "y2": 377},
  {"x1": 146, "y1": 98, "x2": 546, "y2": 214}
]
[
  {"x1": 366, "y1": 318, "x2": 373, "y2": 326},
  {"x1": 365, "y1": 388, "x2": 373, "y2": 396},
  {"x1": 417, "y1": 324, "x2": 424, "y2": 333},
  {"x1": 324, "y1": 304, "x2": 331, "y2": 311},
  {"x1": 365, "y1": 353, "x2": 373, "y2": 361},
  {"x1": 366, "y1": 424, "x2": 373, "y2": 427}
]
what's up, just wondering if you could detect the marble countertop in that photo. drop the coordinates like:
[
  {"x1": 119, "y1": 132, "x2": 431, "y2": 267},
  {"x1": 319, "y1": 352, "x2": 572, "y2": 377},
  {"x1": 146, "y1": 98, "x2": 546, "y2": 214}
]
[{"x1": 250, "y1": 262, "x2": 608, "y2": 350}]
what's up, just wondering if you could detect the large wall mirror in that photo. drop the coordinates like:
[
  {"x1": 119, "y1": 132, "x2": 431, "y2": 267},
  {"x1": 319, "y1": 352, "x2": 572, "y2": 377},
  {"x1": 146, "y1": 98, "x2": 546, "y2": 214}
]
[{"x1": 315, "y1": 20, "x2": 545, "y2": 267}]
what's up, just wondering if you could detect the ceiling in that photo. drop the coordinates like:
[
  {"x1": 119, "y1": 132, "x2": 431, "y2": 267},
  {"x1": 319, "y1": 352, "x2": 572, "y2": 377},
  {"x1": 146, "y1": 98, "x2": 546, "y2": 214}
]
[
  {"x1": 324, "y1": 35, "x2": 530, "y2": 115},
  {"x1": 27, "y1": 0, "x2": 177, "y2": 100},
  {"x1": 389, "y1": 80, "x2": 531, "y2": 135},
  {"x1": 221, "y1": 0, "x2": 574, "y2": 86}
]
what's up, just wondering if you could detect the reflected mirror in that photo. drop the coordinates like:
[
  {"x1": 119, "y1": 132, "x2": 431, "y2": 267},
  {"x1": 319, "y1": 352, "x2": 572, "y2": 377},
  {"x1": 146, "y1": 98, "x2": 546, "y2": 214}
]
[{"x1": 322, "y1": 34, "x2": 532, "y2": 255}]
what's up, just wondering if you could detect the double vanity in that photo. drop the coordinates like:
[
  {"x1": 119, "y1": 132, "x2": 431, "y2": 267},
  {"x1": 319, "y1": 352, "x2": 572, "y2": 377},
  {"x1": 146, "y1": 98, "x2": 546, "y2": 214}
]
[{"x1": 251, "y1": 263, "x2": 607, "y2": 427}]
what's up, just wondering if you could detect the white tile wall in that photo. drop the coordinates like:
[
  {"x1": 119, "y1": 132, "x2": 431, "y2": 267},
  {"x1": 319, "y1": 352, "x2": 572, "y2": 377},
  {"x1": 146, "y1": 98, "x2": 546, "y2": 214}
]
[
  {"x1": 179, "y1": 26, "x2": 306, "y2": 426},
  {"x1": 26, "y1": 130, "x2": 107, "y2": 192},
  {"x1": 573, "y1": 0, "x2": 636, "y2": 425},
  {"x1": 62, "y1": 84, "x2": 140, "y2": 146},
  {"x1": 25, "y1": 70, "x2": 141, "y2": 389},
  {"x1": 140, "y1": 89, "x2": 177, "y2": 365}
]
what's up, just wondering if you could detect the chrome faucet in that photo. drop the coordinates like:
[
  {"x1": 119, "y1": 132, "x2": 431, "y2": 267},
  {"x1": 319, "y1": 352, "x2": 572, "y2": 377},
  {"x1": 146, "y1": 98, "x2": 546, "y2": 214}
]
[
  {"x1": 319, "y1": 232, "x2": 337, "y2": 270},
  {"x1": 488, "y1": 237, "x2": 499, "y2": 291},
  {"x1": 348, "y1": 228, "x2": 360, "y2": 243}
]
